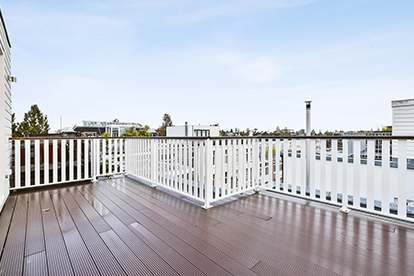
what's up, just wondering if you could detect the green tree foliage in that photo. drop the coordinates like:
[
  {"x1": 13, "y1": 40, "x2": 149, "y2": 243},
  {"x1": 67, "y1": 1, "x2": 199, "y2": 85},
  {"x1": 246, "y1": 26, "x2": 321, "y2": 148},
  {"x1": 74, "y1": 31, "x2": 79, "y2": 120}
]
[
  {"x1": 156, "y1": 114, "x2": 173, "y2": 136},
  {"x1": 100, "y1": 133, "x2": 111, "y2": 137},
  {"x1": 121, "y1": 125, "x2": 151, "y2": 137},
  {"x1": 121, "y1": 127, "x2": 139, "y2": 137},
  {"x1": 14, "y1": 104, "x2": 50, "y2": 137},
  {"x1": 138, "y1": 125, "x2": 151, "y2": 136},
  {"x1": 381, "y1": 125, "x2": 392, "y2": 132},
  {"x1": 11, "y1": 113, "x2": 17, "y2": 136}
]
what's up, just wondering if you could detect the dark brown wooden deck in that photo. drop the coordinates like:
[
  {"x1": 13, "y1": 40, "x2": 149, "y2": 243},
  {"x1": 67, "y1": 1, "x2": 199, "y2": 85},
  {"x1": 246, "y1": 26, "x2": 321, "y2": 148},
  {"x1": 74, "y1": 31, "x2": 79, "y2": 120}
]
[{"x1": 0, "y1": 177, "x2": 413, "y2": 276}]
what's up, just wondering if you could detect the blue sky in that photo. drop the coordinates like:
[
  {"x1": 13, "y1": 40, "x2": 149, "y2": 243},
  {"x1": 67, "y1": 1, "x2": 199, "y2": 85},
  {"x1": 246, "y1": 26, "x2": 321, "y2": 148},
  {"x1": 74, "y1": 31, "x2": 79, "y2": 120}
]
[{"x1": 2, "y1": 0, "x2": 414, "y2": 132}]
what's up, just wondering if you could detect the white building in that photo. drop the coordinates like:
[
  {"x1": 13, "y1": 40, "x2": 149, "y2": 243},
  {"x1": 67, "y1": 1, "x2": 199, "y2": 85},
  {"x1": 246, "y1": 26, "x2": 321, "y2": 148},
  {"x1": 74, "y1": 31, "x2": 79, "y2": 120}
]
[
  {"x1": 73, "y1": 119, "x2": 142, "y2": 137},
  {"x1": 0, "y1": 10, "x2": 12, "y2": 209},
  {"x1": 167, "y1": 123, "x2": 220, "y2": 137},
  {"x1": 392, "y1": 99, "x2": 414, "y2": 158}
]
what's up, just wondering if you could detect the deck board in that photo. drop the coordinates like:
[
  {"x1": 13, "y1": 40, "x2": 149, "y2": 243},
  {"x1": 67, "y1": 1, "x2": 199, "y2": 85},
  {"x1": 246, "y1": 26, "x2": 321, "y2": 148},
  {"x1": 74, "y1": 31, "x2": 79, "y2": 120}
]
[{"x1": 0, "y1": 176, "x2": 414, "y2": 275}]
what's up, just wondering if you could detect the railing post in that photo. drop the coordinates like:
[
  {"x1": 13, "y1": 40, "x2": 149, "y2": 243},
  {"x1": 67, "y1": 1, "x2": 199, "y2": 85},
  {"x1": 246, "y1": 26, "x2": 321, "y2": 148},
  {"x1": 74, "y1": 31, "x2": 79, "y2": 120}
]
[
  {"x1": 340, "y1": 139, "x2": 350, "y2": 213},
  {"x1": 92, "y1": 139, "x2": 98, "y2": 182},
  {"x1": 202, "y1": 138, "x2": 213, "y2": 209},
  {"x1": 151, "y1": 139, "x2": 158, "y2": 187}
]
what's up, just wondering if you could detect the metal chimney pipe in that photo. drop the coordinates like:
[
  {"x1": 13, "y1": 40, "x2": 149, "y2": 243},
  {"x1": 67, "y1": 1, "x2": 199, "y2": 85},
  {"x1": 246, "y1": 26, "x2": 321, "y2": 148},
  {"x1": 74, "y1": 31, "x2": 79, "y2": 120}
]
[
  {"x1": 305, "y1": 101, "x2": 312, "y2": 191},
  {"x1": 305, "y1": 101, "x2": 312, "y2": 135}
]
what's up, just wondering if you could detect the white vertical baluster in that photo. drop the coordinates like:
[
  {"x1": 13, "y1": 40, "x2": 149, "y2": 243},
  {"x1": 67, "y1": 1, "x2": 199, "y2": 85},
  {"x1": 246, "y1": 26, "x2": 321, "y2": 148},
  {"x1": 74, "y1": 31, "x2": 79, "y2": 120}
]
[
  {"x1": 283, "y1": 139, "x2": 289, "y2": 193},
  {"x1": 381, "y1": 139, "x2": 390, "y2": 215},
  {"x1": 178, "y1": 140, "x2": 182, "y2": 191},
  {"x1": 114, "y1": 139, "x2": 119, "y2": 174},
  {"x1": 366, "y1": 139, "x2": 375, "y2": 211},
  {"x1": 200, "y1": 140, "x2": 205, "y2": 199},
  {"x1": 331, "y1": 139, "x2": 338, "y2": 203},
  {"x1": 53, "y1": 140, "x2": 58, "y2": 183},
  {"x1": 319, "y1": 139, "x2": 326, "y2": 201},
  {"x1": 203, "y1": 138, "x2": 213, "y2": 208},
  {"x1": 232, "y1": 139, "x2": 237, "y2": 193},
  {"x1": 274, "y1": 139, "x2": 281, "y2": 191},
  {"x1": 175, "y1": 140, "x2": 179, "y2": 189},
  {"x1": 34, "y1": 140, "x2": 40, "y2": 185},
  {"x1": 101, "y1": 139, "x2": 106, "y2": 176},
  {"x1": 108, "y1": 139, "x2": 113, "y2": 175},
  {"x1": 253, "y1": 139, "x2": 258, "y2": 190},
  {"x1": 353, "y1": 139, "x2": 361, "y2": 208},
  {"x1": 77, "y1": 139, "x2": 81, "y2": 180},
  {"x1": 25, "y1": 140, "x2": 30, "y2": 186},
  {"x1": 309, "y1": 139, "x2": 316, "y2": 198},
  {"x1": 69, "y1": 139, "x2": 74, "y2": 181},
  {"x1": 221, "y1": 139, "x2": 226, "y2": 194},
  {"x1": 260, "y1": 139, "x2": 266, "y2": 190},
  {"x1": 15, "y1": 140, "x2": 21, "y2": 188},
  {"x1": 61, "y1": 139, "x2": 66, "y2": 182},
  {"x1": 184, "y1": 139, "x2": 188, "y2": 192},
  {"x1": 44, "y1": 140, "x2": 49, "y2": 184},
  {"x1": 150, "y1": 139, "x2": 156, "y2": 186},
  {"x1": 291, "y1": 139, "x2": 297, "y2": 194},
  {"x1": 301, "y1": 139, "x2": 307, "y2": 197},
  {"x1": 268, "y1": 139, "x2": 273, "y2": 190},
  {"x1": 246, "y1": 140, "x2": 251, "y2": 189},
  {"x1": 340, "y1": 139, "x2": 350, "y2": 213},
  {"x1": 241, "y1": 139, "x2": 246, "y2": 190},
  {"x1": 84, "y1": 139, "x2": 89, "y2": 178},
  {"x1": 194, "y1": 140, "x2": 199, "y2": 196},
  {"x1": 397, "y1": 139, "x2": 407, "y2": 218},
  {"x1": 118, "y1": 138, "x2": 123, "y2": 173}
]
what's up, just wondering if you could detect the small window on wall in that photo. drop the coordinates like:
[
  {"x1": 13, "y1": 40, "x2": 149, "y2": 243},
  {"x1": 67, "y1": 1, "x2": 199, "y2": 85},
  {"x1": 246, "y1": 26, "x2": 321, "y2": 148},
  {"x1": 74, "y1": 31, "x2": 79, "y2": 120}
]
[
  {"x1": 195, "y1": 130, "x2": 210, "y2": 137},
  {"x1": 113, "y1": 129, "x2": 119, "y2": 137}
]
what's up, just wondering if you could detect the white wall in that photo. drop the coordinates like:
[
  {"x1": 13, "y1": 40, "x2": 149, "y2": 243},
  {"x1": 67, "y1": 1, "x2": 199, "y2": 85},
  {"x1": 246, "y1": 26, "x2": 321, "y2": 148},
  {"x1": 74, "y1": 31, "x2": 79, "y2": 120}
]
[
  {"x1": 167, "y1": 124, "x2": 220, "y2": 137},
  {"x1": 392, "y1": 99, "x2": 414, "y2": 158},
  {"x1": 0, "y1": 10, "x2": 11, "y2": 211}
]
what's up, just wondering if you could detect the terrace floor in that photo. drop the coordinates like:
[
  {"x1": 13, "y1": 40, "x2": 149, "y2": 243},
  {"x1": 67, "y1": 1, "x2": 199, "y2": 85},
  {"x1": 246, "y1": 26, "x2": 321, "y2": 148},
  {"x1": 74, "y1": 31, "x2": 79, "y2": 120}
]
[{"x1": 0, "y1": 177, "x2": 413, "y2": 276}]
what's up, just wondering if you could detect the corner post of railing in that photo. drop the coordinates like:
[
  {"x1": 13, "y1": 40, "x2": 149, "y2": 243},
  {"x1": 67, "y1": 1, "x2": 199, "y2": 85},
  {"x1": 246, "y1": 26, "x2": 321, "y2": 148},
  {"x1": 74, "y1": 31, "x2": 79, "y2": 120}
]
[
  {"x1": 202, "y1": 138, "x2": 213, "y2": 209},
  {"x1": 151, "y1": 138, "x2": 158, "y2": 187},
  {"x1": 91, "y1": 138, "x2": 98, "y2": 182},
  {"x1": 339, "y1": 138, "x2": 350, "y2": 213}
]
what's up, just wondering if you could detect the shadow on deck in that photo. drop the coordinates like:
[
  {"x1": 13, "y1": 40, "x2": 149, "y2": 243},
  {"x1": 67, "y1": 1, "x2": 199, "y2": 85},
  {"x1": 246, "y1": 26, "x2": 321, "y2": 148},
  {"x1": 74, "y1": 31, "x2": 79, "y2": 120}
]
[{"x1": 0, "y1": 176, "x2": 413, "y2": 275}]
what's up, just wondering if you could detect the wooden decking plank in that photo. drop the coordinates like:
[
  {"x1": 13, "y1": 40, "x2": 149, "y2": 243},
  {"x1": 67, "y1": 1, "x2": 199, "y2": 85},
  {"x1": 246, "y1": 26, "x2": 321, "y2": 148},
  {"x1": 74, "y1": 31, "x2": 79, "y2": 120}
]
[
  {"x1": 107, "y1": 179, "x2": 261, "y2": 271},
  {"x1": 94, "y1": 181, "x2": 257, "y2": 276},
  {"x1": 56, "y1": 188, "x2": 126, "y2": 276},
  {"x1": 68, "y1": 185, "x2": 162, "y2": 276},
  {"x1": 64, "y1": 185, "x2": 113, "y2": 233},
  {"x1": 87, "y1": 182, "x2": 232, "y2": 276},
  {"x1": 25, "y1": 192, "x2": 45, "y2": 257},
  {"x1": 23, "y1": 250, "x2": 47, "y2": 276},
  {"x1": 99, "y1": 229, "x2": 155, "y2": 276},
  {"x1": 119, "y1": 179, "x2": 340, "y2": 273},
  {"x1": 48, "y1": 190, "x2": 100, "y2": 276},
  {"x1": 216, "y1": 191, "x2": 413, "y2": 274},
  {"x1": 0, "y1": 194, "x2": 17, "y2": 257},
  {"x1": 82, "y1": 183, "x2": 202, "y2": 276},
  {"x1": 0, "y1": 194, "x2": 28, "y2": 276},
  {"x1": 38, "y1": 191, "x2": 74, "y2": 276}
]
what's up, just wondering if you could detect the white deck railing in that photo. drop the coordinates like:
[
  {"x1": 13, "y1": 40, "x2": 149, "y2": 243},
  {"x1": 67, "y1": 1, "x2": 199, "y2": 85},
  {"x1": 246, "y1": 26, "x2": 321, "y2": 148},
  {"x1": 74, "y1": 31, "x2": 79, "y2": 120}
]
[
  {"x1": 10, "y1": 137, "x2": 125, "y2": 189},
  {"x1": 125, "y1": 136, "x2": 414, "y2": 222},
  {"x1": 10, "y1": 136, "x2": 414, "y2": 222}
]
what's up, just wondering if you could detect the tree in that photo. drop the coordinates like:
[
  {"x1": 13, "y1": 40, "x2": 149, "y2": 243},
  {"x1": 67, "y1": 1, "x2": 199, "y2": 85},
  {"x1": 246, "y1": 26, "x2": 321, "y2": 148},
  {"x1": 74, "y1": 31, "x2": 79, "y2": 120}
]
[
  {"x1": 137, "y1": 125, "x2": 151, "y2": 137},
  {"x1": 156, "y1": 114, "x2": 173, "y2": 136},
  {"x1": 11, "y1": 113, "x2": 17, "y2": 136},
  {"x1": 14, "y1": 104, "x2": 50, "y2": 137},
  {"x1": 381, "y1": 125, "x2": 392, "y2": 132}
]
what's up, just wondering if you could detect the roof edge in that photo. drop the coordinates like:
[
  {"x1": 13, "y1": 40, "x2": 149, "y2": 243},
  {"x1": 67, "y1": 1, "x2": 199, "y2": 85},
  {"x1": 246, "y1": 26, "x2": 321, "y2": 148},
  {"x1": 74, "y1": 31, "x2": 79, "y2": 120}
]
[{"x1": 0, "y1": 8, "x2": 11, "y2": 48}]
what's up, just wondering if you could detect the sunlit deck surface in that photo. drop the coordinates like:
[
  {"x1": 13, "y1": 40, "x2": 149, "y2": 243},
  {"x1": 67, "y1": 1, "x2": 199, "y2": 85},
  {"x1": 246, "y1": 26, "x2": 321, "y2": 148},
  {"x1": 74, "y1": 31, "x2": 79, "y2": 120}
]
[{"x1": 0, "y1": 177, "x2": 413, "y2": 276}]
